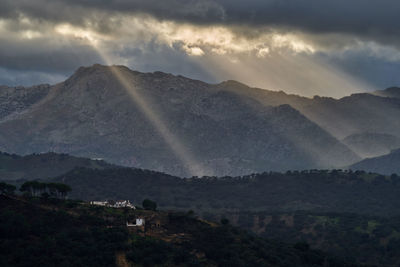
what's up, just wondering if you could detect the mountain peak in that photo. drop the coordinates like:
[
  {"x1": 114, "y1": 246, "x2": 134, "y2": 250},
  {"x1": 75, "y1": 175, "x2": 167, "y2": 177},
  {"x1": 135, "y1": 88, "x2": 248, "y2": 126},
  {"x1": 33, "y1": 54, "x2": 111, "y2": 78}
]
[{"x1": 72, "y1": 64, "x2": 133, "y2": 76}]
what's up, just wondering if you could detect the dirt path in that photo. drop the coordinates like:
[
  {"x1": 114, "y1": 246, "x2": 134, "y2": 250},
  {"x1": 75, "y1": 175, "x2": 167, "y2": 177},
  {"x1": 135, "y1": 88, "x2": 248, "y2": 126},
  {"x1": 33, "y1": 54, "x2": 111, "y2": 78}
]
[{"x1": 116, "y1": 252, "x2": 131, "y2": 267}]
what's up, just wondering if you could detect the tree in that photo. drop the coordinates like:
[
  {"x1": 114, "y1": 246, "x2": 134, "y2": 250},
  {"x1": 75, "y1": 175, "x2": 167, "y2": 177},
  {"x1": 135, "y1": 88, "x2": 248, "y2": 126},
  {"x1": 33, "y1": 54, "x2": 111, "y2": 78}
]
[
  {"x1": 142, "y1": 199, "x2": 157, "y2": 211},
  {"x1": 220, "y1": 218, "x2": 230, "y2": 225},
  {"x1": 20, "y1": 181, "x2": 72, "y2": 199},
  {"x1": 55, "y1": 183, "x2": 72, "y2": 199},
  {"x1": 20, "y1": 181, "x2": 37, "y2": 196},
  {"x1": 0, "y1": 182, "x2": 16, "y2": 195}
]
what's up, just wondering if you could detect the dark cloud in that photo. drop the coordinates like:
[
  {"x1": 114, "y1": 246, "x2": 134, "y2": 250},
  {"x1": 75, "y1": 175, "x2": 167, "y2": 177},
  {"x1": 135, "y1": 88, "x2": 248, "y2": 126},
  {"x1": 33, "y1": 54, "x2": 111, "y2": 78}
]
[
  {"x1": 0, "y1": 35, "x2": 103, "y2": 73},
  {"x1": 2, "y1": 0, "x2": 400, "y2": 41},
  {"x1": 320, "y1": 49, "x2": 400, "y2": 90},
  {"x1": 0, "y1": 0, "x2": 399, "y2": 92}
]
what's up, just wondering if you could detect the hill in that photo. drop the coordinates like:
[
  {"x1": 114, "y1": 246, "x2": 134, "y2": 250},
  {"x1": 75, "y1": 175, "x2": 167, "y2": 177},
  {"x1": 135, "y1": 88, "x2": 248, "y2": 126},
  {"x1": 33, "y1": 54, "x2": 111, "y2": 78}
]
[
  {"x1": 0, "y1": 64, "x2": 361, "y2": 176},
  {"x1": 207, "y1": 211, "x2": 400, "y2": 266},
  {"x1": 53, "y1": 167, "x2": 400, "y2": 216},
  {"x1": 0, "y1": 195, "x2": 353, "y2": 267},
  {"x1": 349, "y1": 149, "x2": 400, "y2": 175},
  {"x1": 0, "y1": 151, "x2": 114, "y2": 181}
]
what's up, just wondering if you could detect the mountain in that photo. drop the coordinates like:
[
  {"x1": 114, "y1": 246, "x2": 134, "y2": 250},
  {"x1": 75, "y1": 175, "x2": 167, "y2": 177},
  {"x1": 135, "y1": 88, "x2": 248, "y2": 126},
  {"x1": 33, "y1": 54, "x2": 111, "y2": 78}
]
[
  {"x1": 349, "y1": 149, "x2": 400, "y2": 175},
  {"x1": 219, "y1": 82, "x2": 400, "y2": 143},
  {"x1": 342, "y1": 132, "x2": 400, "y2": 158},
  {"x1": 0, "y1": 151, "x2": 114, "y2": 181},
  {"x1": 0, "y1": 64, "x2": 360, "y2": 176},
  {"x1": 373, "y1": 86, "x2": 400, "y2": 99},
  {"x1": 54, "y1": 167, "x2": 400, "y2": 216},
  {"x1": 0, "y1": 195, "x2": 354, "y2": 267}
]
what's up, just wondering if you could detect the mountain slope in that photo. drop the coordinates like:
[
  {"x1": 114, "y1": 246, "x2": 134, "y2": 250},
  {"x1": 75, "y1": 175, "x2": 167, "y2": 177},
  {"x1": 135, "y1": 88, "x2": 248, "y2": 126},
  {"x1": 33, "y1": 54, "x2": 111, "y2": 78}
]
[
  {"x1": 0, "y1": 84, "x2": 50, "y2": 122},
  {"x1": 0, "y1": 64, "x2": 359, "y2": 176},
  {"x1": 219, "y1": 81, "x2": 400, "y2": 142},
  {"x1": 342, "y1": 132, "x2": 400, "y2": 158},
  {"x1": 349, "y1": 149, "x2": 400, "y2": 175},
  {"x1": 0, "y1": 151, "x2": 114, "y2": 181}
]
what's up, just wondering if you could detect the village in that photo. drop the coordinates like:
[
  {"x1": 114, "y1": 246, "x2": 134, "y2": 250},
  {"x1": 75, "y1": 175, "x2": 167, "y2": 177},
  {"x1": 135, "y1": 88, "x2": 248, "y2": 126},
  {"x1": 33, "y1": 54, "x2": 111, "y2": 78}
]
[{"x1": 89, "y1": 199, "x2": 164, "y2": 235}]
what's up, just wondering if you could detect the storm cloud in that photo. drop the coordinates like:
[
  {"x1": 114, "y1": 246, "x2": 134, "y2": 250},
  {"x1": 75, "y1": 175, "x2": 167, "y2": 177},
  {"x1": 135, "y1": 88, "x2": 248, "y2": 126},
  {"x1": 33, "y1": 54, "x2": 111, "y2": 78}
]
[{"x1": 0, "y1": 0, "x2": 399, "y2": 96}]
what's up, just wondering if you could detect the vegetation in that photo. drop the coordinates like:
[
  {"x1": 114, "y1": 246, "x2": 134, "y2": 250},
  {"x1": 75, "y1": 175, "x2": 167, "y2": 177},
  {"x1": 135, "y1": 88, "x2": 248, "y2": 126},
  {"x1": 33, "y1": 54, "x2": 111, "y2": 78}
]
[
  {"x1": 0, "y1": 196, "x2": 128, "y2": 267},
  {"x1": 203, "y1": 211, "x2": 400, "y2": 266},
  {"x1": 20, "y1": 181, "x2": 72, "y2": 199},
  {"x1": 142, "y1": 199, "x2": 157, "y2": 211},
  {"x1": 0, "y1": 182, "x2": 16, "y2": 195}
]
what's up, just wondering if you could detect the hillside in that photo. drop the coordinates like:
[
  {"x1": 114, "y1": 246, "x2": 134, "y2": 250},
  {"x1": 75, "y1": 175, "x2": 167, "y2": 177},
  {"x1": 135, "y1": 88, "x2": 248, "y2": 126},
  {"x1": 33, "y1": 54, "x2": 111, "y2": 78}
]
[
  {"x1": 0, "y1": 195, "x2": 353, "y2": 267},
  {"x1": 0, "y1": 151, "x2": 114, "y2": 181},
  {"x1": 342, "y1": 133, "x2": 400, "y2": 158},
  {"x1": 350, "y1": 149, "x2": 400, "y2": 175},
  {"x1": 208, "y1": 211, "x2": 400, "y2": 266},
  {"x1": 0, "y1": 84, "x2": 51, "y2": 121},
  {"x1": 0, "y1": 64, "x2": 361, "y2": 177},
  {"x1": 54, "y1": 167, "x2": 400, "y2": 216}
]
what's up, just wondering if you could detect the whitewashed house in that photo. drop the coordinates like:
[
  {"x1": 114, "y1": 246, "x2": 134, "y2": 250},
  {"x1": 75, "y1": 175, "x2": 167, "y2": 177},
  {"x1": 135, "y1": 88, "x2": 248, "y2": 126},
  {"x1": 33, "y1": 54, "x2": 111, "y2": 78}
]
[
  {"x1": 90, "y1": 201, "x2": 108, "y2": 206},
  {"x1": 126, "y1": 218, "x2": 145, "y2": 227},
  {"x1": 114, "y1": 200, "x2": 135, "y2": 209},
  {"x1": 90, "y1": 199, "x2": 136, "y2": 209}
]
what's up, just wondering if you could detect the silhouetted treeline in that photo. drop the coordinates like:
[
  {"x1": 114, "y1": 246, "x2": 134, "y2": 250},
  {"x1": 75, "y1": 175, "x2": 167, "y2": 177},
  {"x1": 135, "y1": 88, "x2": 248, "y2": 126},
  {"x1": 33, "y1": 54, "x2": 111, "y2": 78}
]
[{"x1": 20, "y1": 181, "x2": 72, "y2": 199}]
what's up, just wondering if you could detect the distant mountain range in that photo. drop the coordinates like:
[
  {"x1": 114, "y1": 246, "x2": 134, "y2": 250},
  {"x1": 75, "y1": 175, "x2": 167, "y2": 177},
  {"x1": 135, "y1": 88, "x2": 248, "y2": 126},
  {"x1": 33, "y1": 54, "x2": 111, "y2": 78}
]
[{"x1": 1, "y1": 64, "x2": 399, "y2": 176}]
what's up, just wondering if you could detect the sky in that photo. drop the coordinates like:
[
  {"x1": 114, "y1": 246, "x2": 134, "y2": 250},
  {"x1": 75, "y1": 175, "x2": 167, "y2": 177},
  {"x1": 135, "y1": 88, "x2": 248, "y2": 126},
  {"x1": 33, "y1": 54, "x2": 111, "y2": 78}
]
[{"x1": 1, "y1": 0, "x2": 400, "y2": 97}]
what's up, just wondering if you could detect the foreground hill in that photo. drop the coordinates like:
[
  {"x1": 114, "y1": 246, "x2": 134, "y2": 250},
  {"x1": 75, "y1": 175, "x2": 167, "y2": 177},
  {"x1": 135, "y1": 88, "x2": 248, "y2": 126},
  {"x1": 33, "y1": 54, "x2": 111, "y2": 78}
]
[
  {"x1": 209, "y1": 211, "x2": 400, "y2": 267},
  {"x1": 0, "y1": 64, "x2": 361, "y2": 176},
  {"x1": 0, "y1": 151, "x2": 114, "y2": 181},
  {"x1": 350, "y1": 149, "x2": 400, "y2": 175},
  {"x1": 54, "y1": 168, "x2": 400, "y2": 216},
  {"x1": 0, "y1": 195, "x2": 352, "y2": 267}
]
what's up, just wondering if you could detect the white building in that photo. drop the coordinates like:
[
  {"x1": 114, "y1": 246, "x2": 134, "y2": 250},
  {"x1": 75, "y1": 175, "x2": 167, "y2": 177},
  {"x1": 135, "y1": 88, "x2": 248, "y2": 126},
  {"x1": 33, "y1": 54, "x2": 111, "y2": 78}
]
[
  {"x1": 126, "y1": 218, "x2": 145, "y2": 227},
  {"x1": 90, "y1": 200, "x2": 136, "y2": 209},
  {"x1": 114, "y1": 200, "x2": 135, "y2": 209},
  {"x1": 90, "y1": 201, "x2": 108, "y2": 206}
]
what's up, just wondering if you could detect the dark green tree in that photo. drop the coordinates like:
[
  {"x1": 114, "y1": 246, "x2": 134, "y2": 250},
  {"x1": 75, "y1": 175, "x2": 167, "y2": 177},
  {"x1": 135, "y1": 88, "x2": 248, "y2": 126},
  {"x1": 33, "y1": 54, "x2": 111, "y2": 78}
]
[
  {"x1": 20, "y1": 181, "x2": 38, "y2": 196},
  {"x1": 55, "y1": 183, "x2": 72, "y2": 199},
  {"x1": 221, "y1": 218, "x2": 230, "y2": 225},
  {"x1": 142, "y1": 199, "x2": 157, "y2": 211},
  {"x1": 0, "y1": 182, "x2": 16, "y2": 195}
]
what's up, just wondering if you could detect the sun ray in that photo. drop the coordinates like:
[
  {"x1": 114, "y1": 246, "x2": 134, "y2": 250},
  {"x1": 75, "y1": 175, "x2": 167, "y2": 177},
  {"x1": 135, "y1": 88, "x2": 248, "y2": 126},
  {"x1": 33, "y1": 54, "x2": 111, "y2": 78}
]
[{"x1": 91, "y1": 47, "x2": 210, "y2": 177}]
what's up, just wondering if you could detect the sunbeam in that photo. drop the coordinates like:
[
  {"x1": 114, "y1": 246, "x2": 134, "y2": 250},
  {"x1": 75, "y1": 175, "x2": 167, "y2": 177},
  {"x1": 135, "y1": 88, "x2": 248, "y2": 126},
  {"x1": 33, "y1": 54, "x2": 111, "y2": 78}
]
[
  {"x1": 195, "y1": 51, "x2": 376, "y2": 98},
  {"x1": 91, "y1": 46, "x2": 210, "y2": 177}
]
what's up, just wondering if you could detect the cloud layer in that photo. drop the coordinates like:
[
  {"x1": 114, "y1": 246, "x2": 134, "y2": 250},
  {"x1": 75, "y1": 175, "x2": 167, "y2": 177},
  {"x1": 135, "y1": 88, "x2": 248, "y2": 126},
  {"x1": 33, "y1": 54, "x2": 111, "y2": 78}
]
[{"x1": 1, "y1": 0, "x2": 400, "y2": 97}]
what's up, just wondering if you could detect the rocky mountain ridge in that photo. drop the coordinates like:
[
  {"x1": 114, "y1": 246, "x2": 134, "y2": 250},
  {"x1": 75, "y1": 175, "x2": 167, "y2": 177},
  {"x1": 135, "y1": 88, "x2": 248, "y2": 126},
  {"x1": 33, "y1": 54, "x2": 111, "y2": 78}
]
[{"x1": 0, "y1": 64, "x2": 399, "y2": 176}]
